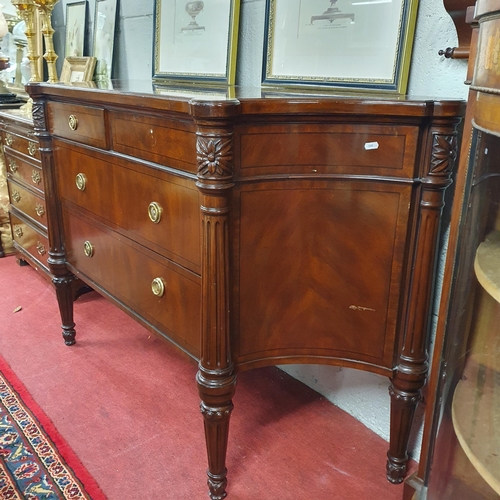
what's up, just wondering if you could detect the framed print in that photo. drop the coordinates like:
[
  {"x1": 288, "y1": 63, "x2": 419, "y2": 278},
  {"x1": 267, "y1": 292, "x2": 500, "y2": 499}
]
[
  {"x1": 60, "y1": 56, "x2": 96, "y2": 83},
  {"x1": 263, "y1": 0, "x2": 419, "y2": 94},
  {"x1": 153, "y1": 0, "x2": 241, "y2": 85},
  {"x1": 93, "y1": 0, "x2": 118, "y2": 85},
  {"x1": 65, "y1": 1, "x2": 87, "y2": 58}
]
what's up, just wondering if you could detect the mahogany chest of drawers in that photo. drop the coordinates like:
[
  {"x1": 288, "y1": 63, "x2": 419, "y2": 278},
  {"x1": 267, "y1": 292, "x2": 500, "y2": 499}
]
[
  {"x1": 26, "y1": 82, "x2": 464, "y2": 499},
  {"x1": 0, "y1": 108, "x2": 50, "y2": 275}
]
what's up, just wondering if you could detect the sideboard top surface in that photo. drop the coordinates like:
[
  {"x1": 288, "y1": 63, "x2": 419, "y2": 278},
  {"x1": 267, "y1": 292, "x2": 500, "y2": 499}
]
[{"x1": 26, "y1": 81, "x2": 465, "y2": 119}]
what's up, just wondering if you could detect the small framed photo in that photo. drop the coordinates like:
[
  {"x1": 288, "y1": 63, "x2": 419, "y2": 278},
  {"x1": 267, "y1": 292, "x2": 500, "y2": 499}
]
[
  {"x1": 60, "y1": 56, "x2": 96, "y2": 83},
  {"x1": 93, "y1": 0, "x2": 118, "y2": 84},
  {"x1": 65, "y1": 1, "x2": 87, "y2": 58},
  {"x1": 153, "y1": 0, "x2": 241, "y2": 85},
  {"x1": 263, "y1": 0, "x2": 418, "y2": 94}
]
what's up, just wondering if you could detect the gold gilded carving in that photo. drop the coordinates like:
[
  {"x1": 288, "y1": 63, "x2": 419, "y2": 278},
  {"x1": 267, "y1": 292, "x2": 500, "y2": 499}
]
[{"x1": 4, "y1": 133, "x2": 13, "y2": 146}]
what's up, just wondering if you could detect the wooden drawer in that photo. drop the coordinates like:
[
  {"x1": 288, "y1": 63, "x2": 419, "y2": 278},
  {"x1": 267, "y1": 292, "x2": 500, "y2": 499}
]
[
  {"x1": 110, "y1": 111, "x2": 197, "y2": 174},
  {"x1": 48, "y1": 101, "x2": 107, "y2": 149},
  {"x1": 3, "y1": 130, "x2": 40, "y2": 161},
  {"x1": 5, "y1": 152, "x2": 44, "y2": 193},
  {"x1": 10, "y1": 213, "x2": 49, "y2": 269},
  {"x1": 54, "y1": 142, "x2": 201, "y2": 273},
  {"x1": 235, "y1": 123, "x2": 419, "y2": 178},
  {"x1": 8, "y1": 180, "x2": 47, "y2": 229},
  {"x1": 63, "y1": 209, "x2": 201, "y2": 357}
]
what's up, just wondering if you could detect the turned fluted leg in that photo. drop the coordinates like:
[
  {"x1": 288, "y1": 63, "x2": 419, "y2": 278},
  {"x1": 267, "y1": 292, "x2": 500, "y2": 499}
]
[
  {"x1": 53, "y1": 275, "x2": 76, "y2": 345},
  {"x1": 197, "y1": 369, "x2": 236, "y2": 499},
  {"x1": 387, "y1": 373, "x2": 422, "y2": 482},
  {"x1": 385, "y1": 128, "x2": 460, "y2": 483},
  {"x1": 192, "y1": 99, "x2": 240, "y2": 499}
]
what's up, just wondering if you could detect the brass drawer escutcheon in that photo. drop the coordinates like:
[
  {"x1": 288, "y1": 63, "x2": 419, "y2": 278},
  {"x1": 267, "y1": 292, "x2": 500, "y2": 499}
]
[
  {"x1": 36, "y1": 242, "x2": 46, "y2": 255},
  {"x1": 75, "y1": 173, "x2": 87, "y2": 191},
  {"x1": 8, "y1": 159, "x2": 18, "y2": 173},
  {"x1": 4, "y1": 133, "x2": 13, "y2": 146},
  {"x1": 13, "y1": 225, "x2": 23, "y2": 238},
  {"x1": 83, "y1": 240, "x2": 94, "y2": 257},
  {"x1": 32, "y1": 169, "x2": 41, "y2": 185},
  {"x1": 148, "y1": 201, "x2": 163, "y2": 224},
  {"x1": 28, "y1": 141, "x2": 38, "y2": 156},
  {"x1": 11, "y1": 190, "x2": 21, "y2": 203},
  {"x1": 68, "y1": 114, "x2": 78, "y2": 131},
  {"x1": 35, "y1": 203, "x2": 45, "y2": 217},
  {"x1": 151, "y1": 277, "x2": 166, "y2": 297}
]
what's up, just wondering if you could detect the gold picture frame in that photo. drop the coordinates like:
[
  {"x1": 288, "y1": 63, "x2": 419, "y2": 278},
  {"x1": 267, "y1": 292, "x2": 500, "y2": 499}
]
[
  {"x1": 263, "y1": 0, "x2": 419, "y2": 94},
  {"x1": 153, "y1": 0, "x2": 241, "y2": 85},
  {"x1": 60, "y1": 56, "x2": 96, "y2": 83}
]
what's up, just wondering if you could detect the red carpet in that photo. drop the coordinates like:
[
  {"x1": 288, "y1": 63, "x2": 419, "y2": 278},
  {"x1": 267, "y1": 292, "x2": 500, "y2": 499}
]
[{"x1": 0, "y1": 255, "x2": 411, "y2": 499}]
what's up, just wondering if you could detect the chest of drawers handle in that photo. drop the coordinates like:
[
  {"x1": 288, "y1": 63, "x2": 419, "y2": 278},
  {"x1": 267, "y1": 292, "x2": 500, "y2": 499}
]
[
  {"x1": 28, "y1": 141, "x2": 38, "y2": 157},
  {"x1": 83, "y1": 240, "x2": 94, "y2": 257},
  {"x1": 35, "y1": 203, "x2": 45, "y2": 217},
  {"x1": 151, "y1": 277, "x2": 166, "y2": 297},
  {"x1": 148, "y1": 202, "x2": 163, "y2": 224},
  {"x1": 36, "y1": 242, "x2": 46, "y2": 256},
  {"x1": 13, "y1": 225, "x2": 23, "y2": 238},
  {"x1": 4, "y1": 133, "x2": 13, "y2": 146},
  {"x1": 11, "y1": 190, "x2": 20, "y2": 203},
  {"x1": 8, "y1": 159, "x2": 18, "y2": 173},
  {"x1": 32, "y1": 169, "x2": 41, "y2": 185},
  {"x1": 75, "y1": 173, "x2": 87, "y2": 191},
  {"x1": 68, "y1": 114, "x2": 78, "y2": 131}
]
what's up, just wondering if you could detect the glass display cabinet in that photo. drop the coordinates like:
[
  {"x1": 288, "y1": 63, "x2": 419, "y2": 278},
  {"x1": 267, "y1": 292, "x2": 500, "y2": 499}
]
[{"x1": 407, "y1": 1, "x2": 500, "y2": 498}]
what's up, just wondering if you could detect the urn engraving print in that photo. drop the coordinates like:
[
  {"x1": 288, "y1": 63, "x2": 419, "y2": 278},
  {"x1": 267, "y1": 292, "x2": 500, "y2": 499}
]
[
  {"x1": 263, "y1": 0, "x2": 418, "y2": 92},
  {"x1": 153, "y1": 0, "x2": 240, "y2": 84}
]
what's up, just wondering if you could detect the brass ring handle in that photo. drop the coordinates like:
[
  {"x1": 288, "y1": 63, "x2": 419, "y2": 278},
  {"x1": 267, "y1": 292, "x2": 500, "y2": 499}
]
[
  {"x1": 8, "y1": 160, "x2": 18, "y2": 173},
  {"x1": 28, "y1": 141, "x2": 38, "y2": 156},
  {"x1": 83, "y1": 240, "x2": 94, "y2": 258},
  {"x1": 11, "y1": 190, "x2": 20, "y2": 203},
  {"x1": 32, "y1": 169, "x2": 41, "y2": 185},
  {"x1": 68, "y1": 115, "x2": 78, "y2": 131},
  {"x1": 75, "y1": 173, "x2": 87, "y2": 191},
  {"x1": 148, "y1": 202, "x2": 163, "y2": 224},
  {"x1": 151, "y1": 277, "x2": 165, "y2": 297},
  {"x1": 5, "y1": 133, "x2": 13, "y2": 146}
]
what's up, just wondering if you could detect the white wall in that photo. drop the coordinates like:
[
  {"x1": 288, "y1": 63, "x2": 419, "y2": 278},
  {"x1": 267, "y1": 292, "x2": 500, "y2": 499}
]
[{"x1": 49, "y1": 0, "x2": 469, "y2": 458}]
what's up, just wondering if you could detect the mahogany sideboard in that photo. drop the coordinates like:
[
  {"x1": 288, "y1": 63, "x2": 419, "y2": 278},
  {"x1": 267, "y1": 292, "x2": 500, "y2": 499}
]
[{"x1": 26, "y1": 82, "x2": 464, "y2": 499}]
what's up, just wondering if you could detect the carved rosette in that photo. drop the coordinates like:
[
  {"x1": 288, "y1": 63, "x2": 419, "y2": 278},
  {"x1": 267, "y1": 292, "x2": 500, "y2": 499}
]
[
  {"x1": 196, "y1": 135, "x2": 233, "y2": 181},
  {"x1": 429, "y1": 133, "x2": 458, "y2": 176}
]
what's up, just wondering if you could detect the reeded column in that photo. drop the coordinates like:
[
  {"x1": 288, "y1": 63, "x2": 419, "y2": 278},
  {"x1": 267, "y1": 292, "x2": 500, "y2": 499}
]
[
  {"x1": 30, "y1": 89, "x2": 76, "y2": 345},
  {"x1": 191, "y1": 99, "x2": 240, "y2": 500},
  {"x1": 11, "y1": 0, "x2": 41, "y2": 82},
  {"x1": 387, "y1": 122, "x2": 461, "y2": 483},
  {"x1": 32, "y1": 0, "x2": 59, "y2": 83}
]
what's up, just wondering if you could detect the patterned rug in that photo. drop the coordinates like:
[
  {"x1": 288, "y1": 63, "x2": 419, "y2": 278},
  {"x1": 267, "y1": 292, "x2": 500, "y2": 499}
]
[{"x1": 0, "y1": 357, "x2": 106, "y2": 499}]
